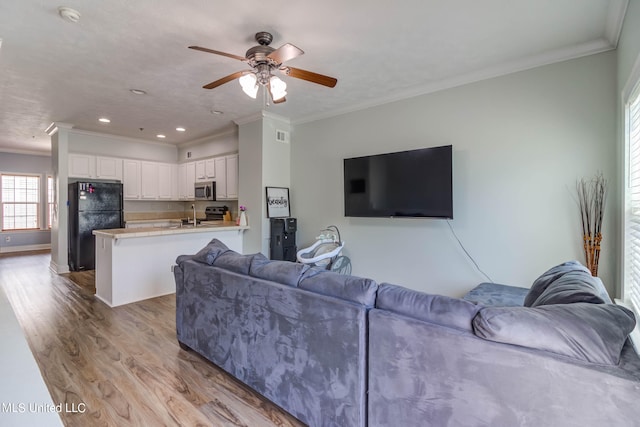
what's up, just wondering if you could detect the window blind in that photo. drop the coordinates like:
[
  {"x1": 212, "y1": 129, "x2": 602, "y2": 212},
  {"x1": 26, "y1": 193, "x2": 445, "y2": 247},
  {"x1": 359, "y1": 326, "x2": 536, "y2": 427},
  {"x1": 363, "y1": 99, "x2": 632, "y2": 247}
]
[{"x1": 626, "y1": 93, "x2": 640, "y2": 314}]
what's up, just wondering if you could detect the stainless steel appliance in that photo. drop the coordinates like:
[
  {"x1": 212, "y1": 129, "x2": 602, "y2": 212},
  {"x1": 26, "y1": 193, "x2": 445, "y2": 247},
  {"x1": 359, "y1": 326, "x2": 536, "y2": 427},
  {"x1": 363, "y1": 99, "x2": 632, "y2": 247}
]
[
  {"x1": 68, "y1": 181, "x2": 124, "y2": 271},
  {"x1": 194, "y1": 181, "x2": 216, "y2": 200},
  {"x1": 205, "y1": 205, "x2": 228, "y2": 221}
]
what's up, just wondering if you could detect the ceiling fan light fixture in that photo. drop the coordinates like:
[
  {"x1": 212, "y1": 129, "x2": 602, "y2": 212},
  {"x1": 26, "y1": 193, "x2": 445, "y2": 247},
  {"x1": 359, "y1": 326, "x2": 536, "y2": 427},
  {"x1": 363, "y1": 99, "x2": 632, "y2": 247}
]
[
  {"x1": 269, "y1": 76, "x2": 287, "y2": 101},
  {"x1": 239, "y1": 73, "x2": 259, "y2": 99}
]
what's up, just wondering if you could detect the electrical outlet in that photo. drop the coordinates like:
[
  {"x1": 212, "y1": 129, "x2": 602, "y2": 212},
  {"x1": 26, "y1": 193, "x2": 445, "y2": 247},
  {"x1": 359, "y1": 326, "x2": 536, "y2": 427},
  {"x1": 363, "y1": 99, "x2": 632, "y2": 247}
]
[{"x1": 5, "y1": 236, "x2": 10, "y2": 242}]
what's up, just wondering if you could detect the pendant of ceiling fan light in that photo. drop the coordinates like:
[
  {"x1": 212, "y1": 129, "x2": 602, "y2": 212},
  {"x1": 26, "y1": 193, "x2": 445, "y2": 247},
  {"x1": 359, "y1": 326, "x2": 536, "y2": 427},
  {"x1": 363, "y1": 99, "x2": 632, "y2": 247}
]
[
  {"x1": 269, "y1": 76, "x2": 287, "y2": 101},
  {"x1": 239, "y1": 73, "x2": 259, "y2": 99},
  {"x1": 58, "y1": 6, "x2": 81, "y2": 23}
]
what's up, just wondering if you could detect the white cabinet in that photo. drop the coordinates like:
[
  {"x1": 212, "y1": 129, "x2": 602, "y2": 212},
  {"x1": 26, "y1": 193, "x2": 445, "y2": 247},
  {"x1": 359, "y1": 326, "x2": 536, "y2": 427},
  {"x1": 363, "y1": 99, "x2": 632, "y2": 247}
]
[
  {"x1": 214, "y1": 157, "x2": 227, "y2": 198},
  {"x1": 123, "y1": 160, "x2": 141, "y2": 199},
  {"x1": 225, "y1": 154, "x2": 238, "y2": 199},
  {"x1": 195, "y1": 159, "x2": 216, "y2": 182},
  {"x1": 185, "y1": 162, "x2": 196, "y2": 199},
  {"x1": 140, "y1": 162, "x2": 159, "y2": 199},
  {"x1": 157, "y1": 163, "x2": 177, "y2": 200},
  {"x1": 214, "y1": 154, "x2": 238, "y2": 200},
  {"x1": 205, "y1": 158, "x2": 216, "y2": 179},
  {"x1": 96, "y1": 156, "x2": 122, "y2": 180},
  {"x1": 68, "y1": 153, "x2": 95, "y2": 178},
  {"x1": 195, "y1": 160, "x2": 206, "y2": 182},
  {"x1": 178, "y1": 164, "x2": 187, "y2": 200}
]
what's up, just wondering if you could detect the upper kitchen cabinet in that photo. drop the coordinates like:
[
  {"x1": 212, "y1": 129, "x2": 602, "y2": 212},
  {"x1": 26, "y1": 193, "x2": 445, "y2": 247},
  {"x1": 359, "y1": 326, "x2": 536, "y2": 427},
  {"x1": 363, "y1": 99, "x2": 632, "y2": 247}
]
[
  {"x1": 195, "y1": 159, "x2": 216, "y2": 182},
  {"x1": 69, "y1": 154, "x2": 122, "y2": 181},
  {"x1": 96, "y1": 156, "x2": 123, "y2": 180},
  {"x1": 140, "y1": 162, "x2": 159, "y2": 199},
  {"x1": 68, "y1": 153, "x2": 95, "y2": 178},
  {"x1": 123, "y1": 159, "x2": 141, "y2": 199},
  {"x1": 158, "y1": 163, "x2": 178, "y2": 200},
  {"x1": 215, "y1": 154, "x2": 238, "y2": 200}
]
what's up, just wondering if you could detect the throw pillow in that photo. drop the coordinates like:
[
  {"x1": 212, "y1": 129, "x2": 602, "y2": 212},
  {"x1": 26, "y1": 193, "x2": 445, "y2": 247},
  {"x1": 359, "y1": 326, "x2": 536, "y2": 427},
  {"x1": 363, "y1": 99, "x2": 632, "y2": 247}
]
[
  {"x1": 191, "y1": 238, "x2": 230, "y2": 265},
  {"x1": 524, "y1": 260, "x2": 590, "y2": 306},
  {"x1": 530, "y1": 271, "x2": 608, "y2": 307},
  {"x1": 472, "y1": 303, "x2": 636, "y2": 365}
]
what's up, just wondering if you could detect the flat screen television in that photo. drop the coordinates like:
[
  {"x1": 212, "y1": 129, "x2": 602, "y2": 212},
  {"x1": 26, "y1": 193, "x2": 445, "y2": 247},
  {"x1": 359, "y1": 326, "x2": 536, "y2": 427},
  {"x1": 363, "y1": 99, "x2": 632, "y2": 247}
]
[{"x1": 343, "y1": 145, "x2": 453, "y2": 218}]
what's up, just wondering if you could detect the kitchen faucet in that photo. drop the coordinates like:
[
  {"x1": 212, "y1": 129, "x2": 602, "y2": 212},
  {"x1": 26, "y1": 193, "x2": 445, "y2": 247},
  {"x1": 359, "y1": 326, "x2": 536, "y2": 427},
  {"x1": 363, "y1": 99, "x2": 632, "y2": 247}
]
[{"x1": 191, "y1": 204, "x2": 197, "y2": 227}]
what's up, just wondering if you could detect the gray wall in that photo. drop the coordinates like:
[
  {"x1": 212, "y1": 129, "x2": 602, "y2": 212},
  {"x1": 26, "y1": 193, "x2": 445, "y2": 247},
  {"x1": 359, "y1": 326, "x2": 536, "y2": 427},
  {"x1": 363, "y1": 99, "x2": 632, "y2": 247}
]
[
  {"x1": 0, "y1": 152, "x2": 52, "y2": 251},
  {"x1": 291, "y1": 51, "x2": 617, "y2": 297}
]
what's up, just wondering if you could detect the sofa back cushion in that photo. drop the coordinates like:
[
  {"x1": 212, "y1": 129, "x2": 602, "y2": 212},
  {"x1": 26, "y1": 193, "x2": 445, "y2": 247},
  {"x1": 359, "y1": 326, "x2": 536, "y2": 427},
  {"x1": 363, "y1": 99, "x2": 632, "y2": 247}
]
[
  {"x1": 473, "y1": 303, "x2": 636, "y2": 365},
  {"x1": 298, "y1": 268, "x2": 378, "y2": 307},
  {"x1": 212, "y1": 250, "x2": 257, "y2": 275},
  {"x1": 376, "y1": 283, "x2": 481, "y2": 332},
  {"x1": 249, "y1": 253, "x2": 310, "y2": 287}
]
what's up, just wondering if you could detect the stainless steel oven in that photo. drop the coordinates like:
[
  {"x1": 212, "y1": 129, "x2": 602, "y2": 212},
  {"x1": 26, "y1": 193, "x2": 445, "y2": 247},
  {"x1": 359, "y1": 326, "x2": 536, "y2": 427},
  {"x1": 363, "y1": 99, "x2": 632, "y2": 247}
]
[{"x1": 194, "y1": 181, "x2": 215, "y2": 200}]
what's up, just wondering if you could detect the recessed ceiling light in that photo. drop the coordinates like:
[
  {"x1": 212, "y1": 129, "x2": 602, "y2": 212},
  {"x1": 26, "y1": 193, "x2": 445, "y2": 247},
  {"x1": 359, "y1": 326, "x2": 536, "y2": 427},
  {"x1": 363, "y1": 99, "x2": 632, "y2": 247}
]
[
  {"x1": 211, "y1": 110, "x2": 223, "y2": 115},
  {"x1": 156, "y1": 134, "x2": 166, "y2": 139},
  {"x1": 98, "y1": 117, "x2": 111, "y2": 123},
  {"x1": 176, "y1": 127, "x2": 186, "y2": 132},
  {"x1": 58, "y1": 7, "x2": 81, "y2": 23},
  {"x1": 130, "y1": 89, "x2": 147, "y2": 95}
]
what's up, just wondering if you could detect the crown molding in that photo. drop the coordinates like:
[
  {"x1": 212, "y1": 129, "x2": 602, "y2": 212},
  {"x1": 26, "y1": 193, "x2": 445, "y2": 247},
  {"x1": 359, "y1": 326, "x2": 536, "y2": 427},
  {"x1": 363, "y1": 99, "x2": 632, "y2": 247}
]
[
  {"x1": 45, "y1": 122, "x2": 73, "y2": 136},
  {"x1": 177, "y1": 124, "x2": 238, "y2": 148},
  {"x1": 605, "y1": 0, "x2": 629, "y2": 47},
  {"x1": 293, "y1": 38, "x2": 615, "y2": 127},
  {"x1": 0, "y1": 147, "x2": 52, "y2": 157},
  {"x1": 65, "y1": 127, "x2": 177, "y2": 148},
  {"x1": 234, "y1": 110, "x2": 291, "y2": 126}
]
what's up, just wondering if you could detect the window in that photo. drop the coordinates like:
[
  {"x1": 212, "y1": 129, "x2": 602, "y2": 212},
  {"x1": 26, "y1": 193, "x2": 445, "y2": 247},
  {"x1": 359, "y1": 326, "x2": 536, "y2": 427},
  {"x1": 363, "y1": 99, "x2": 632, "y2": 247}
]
[
  {"x1": 47, "y1": 176, "x2": 54, "y2": 229},
  {"x1": 1, "y1": 174, "x2": 40, "y2": 230}
]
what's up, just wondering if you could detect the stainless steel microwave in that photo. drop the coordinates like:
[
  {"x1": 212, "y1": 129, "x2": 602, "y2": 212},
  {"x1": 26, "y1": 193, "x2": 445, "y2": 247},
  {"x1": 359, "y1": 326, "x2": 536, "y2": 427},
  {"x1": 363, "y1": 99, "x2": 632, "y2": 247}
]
[{"x1": 194, "y1": 181, "x2": 215, "y2": 200}]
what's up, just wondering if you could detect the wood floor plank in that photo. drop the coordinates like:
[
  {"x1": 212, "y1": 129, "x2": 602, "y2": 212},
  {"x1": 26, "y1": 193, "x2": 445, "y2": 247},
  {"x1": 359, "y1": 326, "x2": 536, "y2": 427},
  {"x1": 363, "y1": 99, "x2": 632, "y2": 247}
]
[{"x1": 0, "y1": 251, "x2": 306, "y2": 427}]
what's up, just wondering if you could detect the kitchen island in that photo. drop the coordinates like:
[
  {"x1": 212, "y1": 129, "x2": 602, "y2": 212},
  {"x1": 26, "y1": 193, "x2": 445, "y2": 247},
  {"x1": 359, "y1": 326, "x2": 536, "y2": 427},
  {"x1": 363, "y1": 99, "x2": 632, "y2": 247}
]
[{"x1": 93, "y1": 222, "x2": 247, "y2": 307}]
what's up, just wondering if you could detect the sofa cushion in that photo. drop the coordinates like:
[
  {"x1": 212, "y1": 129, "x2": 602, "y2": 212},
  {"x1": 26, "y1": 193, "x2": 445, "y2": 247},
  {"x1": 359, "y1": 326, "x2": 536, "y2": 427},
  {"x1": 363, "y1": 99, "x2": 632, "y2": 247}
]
[
  {"x1": 212, "y1": 250, "x2": 256, "y2": 275},
  {"x1": 463, "y1": 282, "x2": 529, "y2": 307},
  {"x1": 524, "y1": 260, "x2": 611, "y2": 306},
  {"x1": 377, "y1": 283, "x2": 481, "y2": 332},
  {"x1": 249, "y1": 253, "x2": 310, "y2": 287},
  {"x1": 298, "y1": 268, "x2": 378, "y2": 307},
  {"x1": 191, "y1": 238, "x2": 230, "y2": 265},
  {"x1": 473, "y1": 303, "x2": 636, "y2": 365}
]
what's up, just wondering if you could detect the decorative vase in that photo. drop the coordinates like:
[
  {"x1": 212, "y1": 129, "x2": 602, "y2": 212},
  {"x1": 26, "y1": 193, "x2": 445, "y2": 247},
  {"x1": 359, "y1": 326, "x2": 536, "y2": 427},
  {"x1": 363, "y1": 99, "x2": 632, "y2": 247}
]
[{"x1": 239, "y1": 211, "x2": 247, "y2": 226}]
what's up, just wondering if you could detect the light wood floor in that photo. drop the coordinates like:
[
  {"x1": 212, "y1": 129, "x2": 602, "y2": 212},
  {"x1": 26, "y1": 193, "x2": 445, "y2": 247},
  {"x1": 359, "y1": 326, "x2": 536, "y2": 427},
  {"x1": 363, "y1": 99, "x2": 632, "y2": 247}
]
[{"x1": 0, "y1": 251, "x2": 305, "y2": 427}]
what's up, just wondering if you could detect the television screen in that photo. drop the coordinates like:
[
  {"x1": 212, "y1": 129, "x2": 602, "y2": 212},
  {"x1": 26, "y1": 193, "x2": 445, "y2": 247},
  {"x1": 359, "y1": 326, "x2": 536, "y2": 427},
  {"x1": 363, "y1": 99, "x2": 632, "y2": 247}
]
[{"x1": 343, "y1": 145, "x2": 453, "y2": 218}]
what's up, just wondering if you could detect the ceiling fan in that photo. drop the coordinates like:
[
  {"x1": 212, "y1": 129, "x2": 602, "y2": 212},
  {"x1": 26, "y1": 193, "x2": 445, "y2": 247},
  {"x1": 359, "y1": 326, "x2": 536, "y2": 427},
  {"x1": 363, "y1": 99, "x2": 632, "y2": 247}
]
[{"x1": 189, "y1": 31, "x2": 337, "y2": 104}]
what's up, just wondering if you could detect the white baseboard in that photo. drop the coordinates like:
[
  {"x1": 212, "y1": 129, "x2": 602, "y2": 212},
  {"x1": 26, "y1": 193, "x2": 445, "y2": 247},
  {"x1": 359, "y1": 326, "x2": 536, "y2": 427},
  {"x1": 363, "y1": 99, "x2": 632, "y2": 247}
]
[
  {"x1": 0, "y1": 244, "x2": 50, "y2": 254},
  {"x1": 49, "y1": 260, "x2": 70, "y2": 275}
]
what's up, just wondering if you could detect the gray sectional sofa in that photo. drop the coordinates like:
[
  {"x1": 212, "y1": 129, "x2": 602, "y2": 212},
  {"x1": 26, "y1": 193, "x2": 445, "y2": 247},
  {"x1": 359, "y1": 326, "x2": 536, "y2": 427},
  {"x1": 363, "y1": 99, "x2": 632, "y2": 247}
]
[{"x1": 174, "y1": 241, "x2": 640, "y2": 427}]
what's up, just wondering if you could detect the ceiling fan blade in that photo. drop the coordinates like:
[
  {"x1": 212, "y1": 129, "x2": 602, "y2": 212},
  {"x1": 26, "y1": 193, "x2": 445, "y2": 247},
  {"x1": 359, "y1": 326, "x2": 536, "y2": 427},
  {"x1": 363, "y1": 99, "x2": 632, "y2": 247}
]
[
  {"x1": 188, "y1": 46, "x2": 246, "y2": 62},
  {"x1": 202, "y1": 71, "x2": 246, "y2": 89},
  {"x1": 267, "y1": 43, "x2": 304, "y2": 65},
  {"x1": 281, "y1": 67, "x2": 337, "y2": 88}
]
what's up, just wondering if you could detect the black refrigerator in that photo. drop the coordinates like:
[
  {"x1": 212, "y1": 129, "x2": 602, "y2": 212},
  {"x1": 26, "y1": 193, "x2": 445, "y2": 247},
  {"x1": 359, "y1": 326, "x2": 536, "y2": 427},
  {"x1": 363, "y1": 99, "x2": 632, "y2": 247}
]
[{"x1": 68, "y1": 181, "x2": 124, "y2": 271}]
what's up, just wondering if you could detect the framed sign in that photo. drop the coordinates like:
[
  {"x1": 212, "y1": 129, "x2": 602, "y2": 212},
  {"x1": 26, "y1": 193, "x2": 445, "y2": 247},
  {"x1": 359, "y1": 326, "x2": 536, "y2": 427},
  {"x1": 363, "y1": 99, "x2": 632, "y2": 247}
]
[{"x1": 266, "y1": 187, "x2": 290, "y2": 218}]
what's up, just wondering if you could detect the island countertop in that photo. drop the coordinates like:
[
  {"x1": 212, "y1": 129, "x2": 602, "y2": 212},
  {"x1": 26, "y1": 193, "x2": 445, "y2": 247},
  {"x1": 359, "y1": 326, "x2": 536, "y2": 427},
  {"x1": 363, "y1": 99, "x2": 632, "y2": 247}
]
[{"x1": 93, "y1": 221, "x2": 248, "y2": 240}]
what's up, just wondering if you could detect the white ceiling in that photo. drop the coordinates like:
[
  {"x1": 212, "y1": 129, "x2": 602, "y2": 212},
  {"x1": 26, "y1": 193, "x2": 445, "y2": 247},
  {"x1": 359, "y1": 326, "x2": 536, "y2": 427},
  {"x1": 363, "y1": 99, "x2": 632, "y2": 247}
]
[{"x1": 0, "y1": 0, "x2": 628, "y2": 155}]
